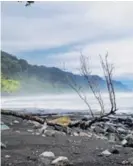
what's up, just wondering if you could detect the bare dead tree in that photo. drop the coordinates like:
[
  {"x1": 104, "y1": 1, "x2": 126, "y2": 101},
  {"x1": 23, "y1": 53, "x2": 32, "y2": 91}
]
[
  {"x1": 65, "y1": 52, "x2": 117, "y2": 128},
  {"x1": 1, "y1": 52, "x2": 117, "y2": 130}
]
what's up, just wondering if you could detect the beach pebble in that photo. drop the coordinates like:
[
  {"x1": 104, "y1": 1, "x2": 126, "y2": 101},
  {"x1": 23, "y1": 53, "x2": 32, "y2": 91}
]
[
  {"x1": 122, "y1": 160, "x2": 129, "y2": 165},
  {"x1": 111, "y1": 148, "x2": 119, "y2": 154},
  {"x1": 93, "y1": 126, "x2": 104, "y2": 134},
  {"x1": 5, "y1": 155, "x2": 11, "y2": 158},
  {"x1": 51, "y1": 156, "x2": 70, "y2": 166},
  {"x1": 79, "y1": 132, "x2": 91, "y2": 137},
  {"x1": 1, "y1": 142, "x2": 6, "y2": 149},
  {"x1": 27, "y1": 129, "x2": 33, "y2": 133},
  {"x1": 42, "y1": 134, "x2": 46, "y2": 137},
  {"x1": 128, "y1": 157, "x2": 133, "y2": 165},
  {"x1": 39, "y1": 151, "x2": 55, "y2": 166},
  {"x1": 117, "y1": 127, "x2": 127, "y2": 134},
  {"x1": 101, "y1": 150, "x2": 111, "y2": 156},
  {"x1": 13, "y1": 120, "x2": 19, "y2": 124},
  {"x1": 40, "y1": 151, "x2": 55, "y2": 158},
  {"x1": 121, "y1": 139, "x2": 127, "y2": 146},
  {"x1": 73, "y1": 132, "x2": 79, "y2": 136},
  {"x1": 125, "y1": 134, "x2": 133, "y2": 147},
  {"x1": 15, "y1": 130, "x2": 20, "y2": 133},
  {"x1": 35, "y1": 132, "x2": 40, "y2": 135}
]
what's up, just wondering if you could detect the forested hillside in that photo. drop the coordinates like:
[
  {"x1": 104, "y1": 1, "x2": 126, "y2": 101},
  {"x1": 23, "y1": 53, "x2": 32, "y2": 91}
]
[{"x1": 1, "y1": 51, "x2": 129, "y2": 95}]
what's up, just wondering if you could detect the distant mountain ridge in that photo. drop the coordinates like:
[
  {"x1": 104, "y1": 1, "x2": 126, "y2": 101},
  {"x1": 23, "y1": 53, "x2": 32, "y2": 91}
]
[{"x1": 1, "y1": 51, "x2": 130, "y2": 94}]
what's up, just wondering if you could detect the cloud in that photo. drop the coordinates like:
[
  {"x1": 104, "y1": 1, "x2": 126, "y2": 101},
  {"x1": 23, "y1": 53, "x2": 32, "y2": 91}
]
[
  {"x1": 34, "y1": 38, "x2": 133, "y2": 78},
  {"x1": 1, "y1": 1, "x2": 133, "y2": 79},
  {"x1": 1, "y1": 1, "x2": 133, "y2": 53}
]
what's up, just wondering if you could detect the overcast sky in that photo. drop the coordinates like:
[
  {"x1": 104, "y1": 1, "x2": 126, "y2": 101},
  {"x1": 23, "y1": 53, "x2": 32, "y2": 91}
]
[{"x1": 1, "y1": 1, "x2": 133, "y2": 79}]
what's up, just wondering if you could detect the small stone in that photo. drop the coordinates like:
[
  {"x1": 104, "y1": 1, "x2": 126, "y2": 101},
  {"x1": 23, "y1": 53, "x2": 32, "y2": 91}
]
[
  {"x1": 1, "y1": 142, "x2": 6, "y2": 149},
  {"x1": 93, "y1": 126, "x2": 104, "y2": 134},
  {"x1": 51, "y1": 156, "x2": 70, "y2": 165},
  {"x1": 122, "y1": 160, "x2": 129, "y2": 165},
  {"x1": 35, "y1": 132, "x2": 40, "y2": 135},
  {"x1": 117, "y1": 127, "x2": 127, "y2": 134},
  {"x1": 27, "y1": 129, "x2": 33, "y2": 133},
  {"x1": 128, "y1": 157, "x2": 133, "y2": 165},
  {"x1": 13, "y1": 120, "x2": 19, "y2": 124},
  {"x1": 108, "y1": 133, "x2": 118, "y2": 142},
  {"x1": 73, "y1": 132, "x2": 79, "y2": 136},
  {"x1": 42, "y1": 134, "x2": 46, "y2": 137},
  {"x1": 15, "y1": 130, "x2": 20, "y2": 133},
  {"x1": 106, "y1": 124, "x2": 116, "y2": 133},
  {"x1": 40, "y1": 151, "x2": 55, "y2": 158},
  {"x1": 125, "y1": 134, "x2": 133, "y2": 147},
  {"x1": 111, "y1": 149, "x2": 119, "y2": 154},
  {"x1": 121, "y1": 139, "x2": 127, "y2": 146},
  {"x1": 5, "y1": 155, "x2": 11, "y2": 158},
  {"x1": 39, "y1": 151, "x2": 55, "y2": 166},
  {"x1": 101, "y1": 150, "x2": 111, "y2": 156},
  {"x1": 79, "y1": 132, "x2": 90, "y2": 137}
]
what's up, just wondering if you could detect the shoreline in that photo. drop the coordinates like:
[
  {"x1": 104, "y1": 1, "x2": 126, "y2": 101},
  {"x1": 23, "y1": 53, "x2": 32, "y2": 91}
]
[{"x1": 1, "y1": 113, "x2": 133, "y2": 166}]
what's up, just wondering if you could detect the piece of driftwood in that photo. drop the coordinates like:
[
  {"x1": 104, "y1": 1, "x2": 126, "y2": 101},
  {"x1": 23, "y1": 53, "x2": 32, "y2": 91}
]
[{"x1": 1, "y1": 109, "x2": 68, "y2": 133}]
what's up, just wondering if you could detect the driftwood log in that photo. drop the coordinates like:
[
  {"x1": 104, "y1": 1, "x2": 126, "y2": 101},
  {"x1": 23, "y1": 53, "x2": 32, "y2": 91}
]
[
  {"x1": 1, "y1": 109, "x2": 68, "y2": 133},
  {"x1": 1, "y1": 109, "x2": 116, "y2": 131}
]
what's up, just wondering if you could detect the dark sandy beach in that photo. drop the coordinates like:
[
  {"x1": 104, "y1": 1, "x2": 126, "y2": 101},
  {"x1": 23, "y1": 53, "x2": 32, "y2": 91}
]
[{"x1": 1, "y1": 115, "x2": 133, "y2": 166}]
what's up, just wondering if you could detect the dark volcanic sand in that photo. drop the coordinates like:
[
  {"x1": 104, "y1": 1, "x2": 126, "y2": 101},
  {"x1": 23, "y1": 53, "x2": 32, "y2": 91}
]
[{"x1": 1, "y1": 115, "x2": 133, "y2": 166}]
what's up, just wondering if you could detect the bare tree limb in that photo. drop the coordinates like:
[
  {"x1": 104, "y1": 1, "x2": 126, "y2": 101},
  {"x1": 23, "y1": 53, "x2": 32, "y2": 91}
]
[{"x1": 65, "y1": 52, "x2": 118, "y2": 128}]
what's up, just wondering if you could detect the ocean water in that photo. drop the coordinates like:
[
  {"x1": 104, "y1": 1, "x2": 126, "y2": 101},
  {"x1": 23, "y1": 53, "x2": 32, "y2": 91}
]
[{"x1": 1, "y1": 92, "x2": 133, "y2": 114}]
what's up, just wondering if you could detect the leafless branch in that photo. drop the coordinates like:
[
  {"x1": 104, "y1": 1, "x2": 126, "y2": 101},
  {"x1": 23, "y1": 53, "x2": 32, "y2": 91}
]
[{"x1": 65, "y1": 52, "x2": 117, "y2": 127}]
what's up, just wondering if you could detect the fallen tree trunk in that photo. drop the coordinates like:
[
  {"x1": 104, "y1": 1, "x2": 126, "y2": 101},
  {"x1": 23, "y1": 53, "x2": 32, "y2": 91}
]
[
  {"x1": 1, "y1": 109, "x2": 116, "y2": 131},
  {"x1": 1, "y1": 109, "x2": 68, "y2": 133},
  {"x1": 1, "y1": 109, "x2": 45, "y2": 124}
]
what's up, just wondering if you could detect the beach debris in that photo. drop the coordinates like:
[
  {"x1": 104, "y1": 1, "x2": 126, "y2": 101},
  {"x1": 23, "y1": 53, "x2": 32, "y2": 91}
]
[{"x1": 49, "y1": 116, "x2": 71, "y2": 127}]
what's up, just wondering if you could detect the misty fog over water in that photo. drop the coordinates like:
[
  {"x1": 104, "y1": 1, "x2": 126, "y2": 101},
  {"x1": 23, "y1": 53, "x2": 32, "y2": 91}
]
[{"x1": 1, "y1": 92, "x2": 133, "y2": 114}]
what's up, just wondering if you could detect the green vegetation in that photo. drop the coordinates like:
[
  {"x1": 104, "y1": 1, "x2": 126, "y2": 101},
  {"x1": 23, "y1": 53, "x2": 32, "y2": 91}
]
[
  {"x1": 1, "y1": 74, "x2": 20, "y2": 93},
  {"x1": 1, "y1": 51, "x2": 129, "y2": 95}
]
